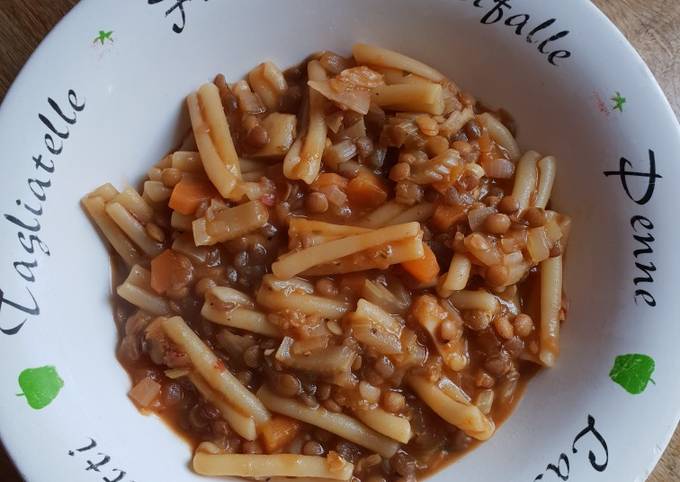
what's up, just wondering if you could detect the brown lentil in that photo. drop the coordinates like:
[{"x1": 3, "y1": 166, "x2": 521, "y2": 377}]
[
  {"x1": 322, "y1": 398, "x2": 342, "y2": 413},
  {"x1": 513, "y1": 313, "x2": 534, "y2": 337},
  {"x1": 374, "y1": 356, "x2": 395, "y2": 379},
  {"x1": 484, "y1": 213, "x2": 512, "y2": 234},
  {"x1": 399, "y1": 152, "x2": 417, "y2": 165},
  {"x1": 475, "y1": 370, "x2": 495, "y2": 389},
  {"x1": 486, "y1": 264, "x2": 509, "y2": 287},
  {"x1": 306, "y1": 192, "x2": 329, "y2": 214},
  {"x1": 359, "y1": 381, "x2": 381, "y2": 404},
  {"x1": 271, "y1": 372, "x2": 302, "y2": 397},
  {"x1": 524, "y1": 207, "x2": 547, "y2": 227},
  {"x1": 236, "y1": 370, "x2": 253, "y2": 386},
  {"x1": 320, "y1": 51, "x2": 351, "y2": 75},
  {"x1": 425, "y1": 136, "x2": 450, "y2": 156},
  {"x1": 245, "y1": 124, "x2": 270, "y2": 148},
  {"x1": 493, "y1": 316, "x2": 515, "y2": 340},
  {"x1": 382, "y1": 391, "x2": 406, "y2": 413},
  {"x1": 194, "y1": 277, "x2": 217, "y2": 297},
  {"x1": 242, "y1": 440, "x2": 263, "y2": 454},
  {"x1": 550, "y1": 244, "x2": 563, "y2": 257},
  {"x1": 161, "y1": 167, "x2": 183, "y2": 188},
  {"x1": 317, "y1": 383, "x2": 332, "y2": 401},
  {"x1": 463, "y1": 310, "x2": 493, "y2": 331},
  {"x1": 242, "y1": 345, "x2": 261, "y2": 368},
  {"x1": 484, "y1": 352, "x2": 512, "y2": 377},
  {"x1": 498, "y1": 195, "x2": 520, "y2": 214},
  {"x1": 416, "y1": 115, "x2": 439, "y2": 136},
  {"x1": 439, "y1": 320, "x2": 458, "y2": 342},
  {"x1": 389, "y1": 162, "x2": 411, "y2": 182},
  {"x1": 391, "y1": 452, "x2": 417, "y2": 477},
  {"x1": 315, "y1": 277, "x2": 338, "y2": 297},
  {"x1": 302, "y1": 440, "x2": 326, "y2": 456}
]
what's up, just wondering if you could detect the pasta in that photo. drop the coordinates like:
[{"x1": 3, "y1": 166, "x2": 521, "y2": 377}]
[
  {"x1": 84, "y1": 43, "x2": 571, "y2": 481},
  {"x1": 189, "y1": 373, "x2": 258, "y2": 441},
  {"x1": 187, "y1": 83, "x2": 242, "y2": 199},
  {"x1": 162, "y1": 316, "x2": 271, "y2": 424},
  {"x1": 257, "y1": 385, "x2": 400, "y2": 458},
  {"x1": 194, "y1": 449, "x2": 354, "y2": 480}
]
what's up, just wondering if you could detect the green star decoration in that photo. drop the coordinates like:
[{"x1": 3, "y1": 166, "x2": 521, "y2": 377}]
[
  {"x1": 93, "y1": 30, "x2": 114, "y2": 45},
  {"x1": 611, "y1": 92, "x2": 626, "y2": 112}
]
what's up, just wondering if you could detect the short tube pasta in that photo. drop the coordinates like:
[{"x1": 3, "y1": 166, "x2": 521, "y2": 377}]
[
  {"x1": 448, "y1": 290, "x2": 499, "y2": 312},
  {"x1": 352, "y1": 43, "x2": 445, "y2": 82},
  {"x1": 442, "y1": 254, "x2": 472, "y2": 293},
  {"x1": 535, "y1": 155, "x2": 557, "y2": 209},
  {"x1": 357, "y1": 201, "x2": 407, "y2": 228},
  {"x1": 144, "y1": 181, "x2": 172, "y2": 203},
  {"x1": 408, "y1": 375, "x2": 495, "y2": 441},
  {"x1": 193, "y1": 452, "x2": 354, "y2": 480},
  {"x1": 371, "y1": 83, "x2": 445, "y2": 115},
  {"x1": 187, "y1": 83, "x2": 242, "y2": 198},
  {"x1": 284, "y1": 60, "x2": 328, "y2": 184},
  {"x1": 256, "y1": 287, "x2": 349, "y2": 320},
  {"x1": 272, "y1": 222, "x2": 421, "y2": 279},
  {"x1": 116, "y1": 265, "x2": 170, "y2": 315},
  {"x1": 161, "y1": 316, "x2": 271, "y2": 424},
  {"x1": 171, "y1": 151, "x2": 203, "y2": 172},
  {"x1": 512, "y1": 150, "x2": 541, "y2": 211},
  {"x1": 114, "y1": 187, "x2": 154, "y2": 223},
  {"x1": 354, "y1": 407, "x2": 412, "y2": 444},
  {"x1": 193, "y1": 200, "x2": 269, "y2": 246},
  {"x1": 82, "y1": 194, "x2": 141, "y2": 266},
  {"x1": 256, "y1": 385, "x2": 399, "y2": 458},
  {"x1": 202, "y1": 287, "x2": 282, "y2": 338},
  {"x1": 189, "y1": 373, "x2": 258, "y2": 441},
  {"x1": 478, "y1": 113, "x2": 521, "y2": 161},
  {"x1": 105, "y1": 202, "x2": 164, "y2": 257},
  {"x1": 539, "y1": 255, "x2": 563, "y2": 367}
]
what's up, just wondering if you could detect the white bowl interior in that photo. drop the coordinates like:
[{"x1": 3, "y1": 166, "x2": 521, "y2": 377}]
[{"x1": 1, "y1": 1, "x2": 680, "y2": 481}]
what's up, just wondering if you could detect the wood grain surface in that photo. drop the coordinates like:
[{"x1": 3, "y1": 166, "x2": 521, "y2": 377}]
[{"x1": 0, "y1": 1, "x2": 678, "y2": 481}]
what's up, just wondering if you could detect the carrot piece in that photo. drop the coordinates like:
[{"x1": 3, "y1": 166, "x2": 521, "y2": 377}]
[
  {"x1": 311, "y1": 172, "x2": 349, "y2": 191},
  {"x1": 346, "y1": 172, "x2": 388, "y2": 208},
  {"x1": 431, "y1": 204, "x2": 467, "y2": 232},
  {"x1": 168, "y1": 177, "x2": 218, "y2": 215},
  {"x1": 260, "y1": 415, "x2": 302, "y2": 453},
  {"x1": 478, "y1": 131, "x2": 494, "y2": 166},
  {"x1": 150, "y1": 249, "x2": 179, "y2": 294},
  {"x1": 401, "y1": 244, "x2": 440, "y2": 283}
]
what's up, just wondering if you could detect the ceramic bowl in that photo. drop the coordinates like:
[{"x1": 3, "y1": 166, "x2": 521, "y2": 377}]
[{"x1": 1, "y1": 1, "x2": 679, "y2": 481}]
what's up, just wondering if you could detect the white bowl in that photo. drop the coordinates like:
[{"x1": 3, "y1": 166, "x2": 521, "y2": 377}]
[{"x1": 1, "y1": 1, "x2": 679, "y2": 481}]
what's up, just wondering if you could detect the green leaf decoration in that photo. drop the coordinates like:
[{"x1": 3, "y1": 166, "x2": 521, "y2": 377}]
[
  {"x1": 17, "y1": 366, "x2": 64, "y2": 409},
  {"x1": 609, "y1": 354, "x2": 655, "y2": 395}
]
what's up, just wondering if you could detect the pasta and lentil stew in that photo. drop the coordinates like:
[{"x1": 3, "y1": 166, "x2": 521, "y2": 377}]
[{"x1": 83, "y1": 43, "x2": 571, "y2": 481}]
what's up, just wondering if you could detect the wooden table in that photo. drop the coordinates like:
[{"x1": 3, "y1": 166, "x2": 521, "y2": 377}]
[{"x1": 0, "y1": 1, "x2": 678, "y2": 480}]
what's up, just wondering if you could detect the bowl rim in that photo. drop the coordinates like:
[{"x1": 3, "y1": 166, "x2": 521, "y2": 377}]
[{"x1": 0, "y1": 1, "x2": 679, "y2": 481}]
